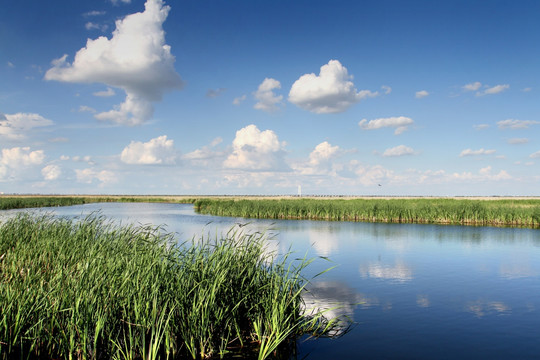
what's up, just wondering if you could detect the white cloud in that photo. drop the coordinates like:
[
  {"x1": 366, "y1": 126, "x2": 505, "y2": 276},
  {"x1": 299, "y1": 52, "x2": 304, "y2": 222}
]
[
  {"x1": 474, "y1": 124, "x2": 489, "y2": 130},
  {"x1": 41, "y1": 164, "x2": 61, "y2": 180},
  {"x1": 382, "y1": 145, "x2": 415, "y2": 157},
  {"x1": 309, "y1": 141, "x2": 340, "y2": 166},
  {"x1": 530, "y1": 150, "x2": 540, "y2": 159},
  {"x1": 7, "y1": 61, "x2": 15, "y2": 68},
  {"x1": 93, "y1": 87, "x2": 116, "y2": 97},
  {"x1": 497, "y1": 119, "x2": 540, "y2": 129},
  {"x1": 463, "y1": 82, "x2": 510, "y2": 96},
  {"x1": 459, "y1": 148, "x2": 496, "y2": 157},
  {"x1": 206, "y1": 88, "x2": 226, "y2": 98},
  {"x1": 415, "y1": 90, "x2": 429, "y2": 99},
  {"x1": 85, "y1": 22, "x2": 108, "y2": 32},
  {"x1": 233, "y1": 95, "x2": 246, "y2": 105},
  {"x1": 358, "y1": 116, "x2": 414, "y2": 135},
  {"x1": 79, "y1": 105, "x2": 97, "y2": 113},
  {"x1": 45, "y1": 0, "x2": 183, "y2": 126},
  {"x1": 481, "y1": 84, "x2": 509, "y2": 95},
  {"x1": 83, "y1": 10, "x2": 106, "y2": 17},
  {"x1": 381, "y1": 85, "x2": 392, "y2": 94},
  {"x1": 111, "y1": 0, "x2": 131, "y2": 4},
  {"x1": 288, "y1": 60, "x2": 378, "y2": 114},
  {"x1": 0, "y1": 112, "x2": 54, "y2": 139},
  {"x1": 353, "y1": 164, "x2": 395, "y2": 186},
  {"x1": 224, "y1": 124, "x2": 286, "y2": 170},
  {"x1": 507, "y1": 138, "x2": 529, "y2": 145},
  {"x1": 75, "y1": 168, "x2": 116, "y2": 184},
  {"x1": 253, "y1": 78, "x2": 283, "y2": 112},
  {"x1": 183, "y1": 137, "x2": 225, "y2": 166},
  {"x1": 0, "y1": 147, "x2": 45, "y2": 180},
  {"x1": 522, "y1": 87, "x2": 532, "y2": 92},
  {"x1": 463, "y1": 82, "x2": 482, "y2": 91},
  {"x1": 1, "y1": 147, "x2": 45, "y2": 167},
  {"x1": 120, "y1": 135, "x2": 176, "y2": 164}
]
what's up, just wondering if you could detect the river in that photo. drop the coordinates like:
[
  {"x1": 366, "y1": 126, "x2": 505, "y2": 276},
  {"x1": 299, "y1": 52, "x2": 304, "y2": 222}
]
[{"x1": 3, "y1": 202, "x2": 540, "y2": 359}]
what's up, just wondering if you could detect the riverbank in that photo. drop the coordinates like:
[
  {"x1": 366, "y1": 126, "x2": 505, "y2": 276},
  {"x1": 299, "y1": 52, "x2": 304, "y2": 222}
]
[
  {"x1": 0, "y1": 213, "x2": 338, "y2": 359},
  {"x1": 2, "y1": 195, "x2": 540, "y2": 228},
  {"x1": 194, "y1": 198, "x2": 540, "y2": 228}
]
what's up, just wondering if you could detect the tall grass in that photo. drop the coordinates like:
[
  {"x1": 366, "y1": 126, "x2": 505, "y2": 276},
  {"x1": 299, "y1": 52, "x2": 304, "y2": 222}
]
[
  {"x1": 0, "y1": 213, "x2": 341, "y2": 359},
  {"x1": 0, "y1": 196, "x2": 197, "y2": 211},
  {"x1": 194, "y1": 198, "x2": 540, "y2": 228}
]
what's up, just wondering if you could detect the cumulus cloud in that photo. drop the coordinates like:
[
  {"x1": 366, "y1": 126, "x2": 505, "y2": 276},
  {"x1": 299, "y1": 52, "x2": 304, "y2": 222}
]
[
  {"x1": 358, "y1": 116, "x2": 414, "y2": 135},
  {"x1": 415, "y1": 90, "x2": 429, "y2": 98},
  {"x1": 382, "y1": 145, "x2": 415, "y2": 157},
  {"x1": 45, "y1": 0, "x2": 183, "y2": 126},
  {"x1": 463, "y1": 82, "x2": 482, "y2": 91},
  {"x1": 233, "y1": 95, "x2": 246, "y2": 105},
  {"x1": 224, "y1": 124, "x2": 286, "y2": 170},
  {"x1": 75, "y1": 168, "x2": 116, "y2": 184},
  {"x1": 0, "y1": 112, "x2": 53, "y2": 139},
  {"x1": 497, "y1": 119, "x2": 540, "y2": 129},
  {"x1": 1, "y1": 147, "x2": 45, "y2": 167},
  {"x1": 183, "y1": 137, "x2": 225, "y2": 166},
  {"x1": 309, "y1": 141, "x2": 340, "y2": 166},
  {"x1": 93, "y1": 87, "x2": 115, "y2": 97},
  {"x1": 507, "y1": 138, "x2": 529, "y2": 145},
  {"x1": 288, "y1": 60, "x2": 378, "y2": 114},
  {"x1": 41, "y1": 164, "x2": 61, "y2": 180},
  {"x1": 120, "y1": 135, "x2": 176, "y2": 164},
  {"x1": 459, "y1": 148, "x2": 496, "y2": 157},
  {"x1": 0, "y1": 147, "x2": 45, "y2": 180},
  {"x1": 253, "y1": 78, "x2": 283, "y2": 112}
]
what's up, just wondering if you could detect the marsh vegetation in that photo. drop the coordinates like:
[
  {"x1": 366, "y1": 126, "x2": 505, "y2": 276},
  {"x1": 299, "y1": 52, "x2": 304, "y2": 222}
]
[
  {"x1": 0, "y1": 213, "x2": 341, "y2": 359},
  {"x1": 194, "y1": 198, "x2": 540, "y2": 228}
]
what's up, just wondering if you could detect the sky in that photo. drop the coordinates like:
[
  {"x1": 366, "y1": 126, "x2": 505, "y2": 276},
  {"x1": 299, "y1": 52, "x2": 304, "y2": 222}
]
[{"x1": 1, "y1": 0, "x2": 539, "y2": 196}]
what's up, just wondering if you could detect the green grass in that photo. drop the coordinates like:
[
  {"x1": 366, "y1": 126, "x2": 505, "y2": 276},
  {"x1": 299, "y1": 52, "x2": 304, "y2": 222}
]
[
  {"x1": 0, "y1": 196, "x2": 198, "y2": 211},
  {"x1": 0, "y1": 213, "x2": 341, "y2": 359},
  {"x1": 194, "y1": 198, "x2": 540, "y2": 228}
]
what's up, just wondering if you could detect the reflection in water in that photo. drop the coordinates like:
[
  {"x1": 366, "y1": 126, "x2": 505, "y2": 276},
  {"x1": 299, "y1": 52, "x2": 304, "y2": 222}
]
[
  {"x1": 308, "y1": 228, "x2": 339, "y2": 257},
  {"x1": 359, "y1": 261, "x2": 413, "y2": 283},
  {"x1": 303, "y1": 281, "x2": 374, "y2": 334},
  {"x1": 499, "y1": 262, "x2": 538, "y2": 279},
  {"x1": 416, "y1": 295, "x2": 430, "y2": 308},
  {"x1": 465, "y1": 300, "x2": 511, "y2": 317}
]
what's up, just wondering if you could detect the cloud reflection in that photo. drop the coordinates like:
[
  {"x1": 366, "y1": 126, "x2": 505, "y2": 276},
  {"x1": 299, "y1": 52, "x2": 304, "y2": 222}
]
[
  {"x1": 302, "y1": 280, "x2": 376, "y2": 334},
  {"x1": 465, "y1": 300, "x2": 511, "y2": 317},
  {"x1": 359, "y1": 261, "x2": 413, "y2": 283}
]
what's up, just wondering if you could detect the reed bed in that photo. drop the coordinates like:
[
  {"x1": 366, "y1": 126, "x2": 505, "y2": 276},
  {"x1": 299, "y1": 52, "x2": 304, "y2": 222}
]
[
  {"x1": 0, "y1": 213, "x2": 340, "y2": 359},
  {"x1": 0, "y1": 196, "x2": 198, "y2": 211},
  {"x1": 194, "y1": 198, "x2": 540, "y2": 228}
]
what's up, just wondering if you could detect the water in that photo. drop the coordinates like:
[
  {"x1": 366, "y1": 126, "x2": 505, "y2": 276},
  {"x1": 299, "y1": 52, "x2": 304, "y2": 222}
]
[{"x1": 3, "y1": 202, "x2": 540, "y2": 359}]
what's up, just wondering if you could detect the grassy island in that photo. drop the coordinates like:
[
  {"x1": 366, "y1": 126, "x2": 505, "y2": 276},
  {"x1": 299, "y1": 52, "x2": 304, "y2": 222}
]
[
  {"x1": 194, "y1": 198, "x2": 540, "y2": 228},
  {"x1": 0, "y1": 214, "x2": 339, "y2": 359}
]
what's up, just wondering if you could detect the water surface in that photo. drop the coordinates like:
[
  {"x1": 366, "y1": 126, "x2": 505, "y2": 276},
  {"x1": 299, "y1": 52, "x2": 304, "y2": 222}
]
[{"x1": 3, "y1": 202, "x2": 539, "y2": 359}]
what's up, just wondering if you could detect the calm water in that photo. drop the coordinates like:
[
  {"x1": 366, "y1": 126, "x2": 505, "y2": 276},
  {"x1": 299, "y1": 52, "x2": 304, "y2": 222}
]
[{"x1": 3, "y1": 202, "x2": 540, "y2": 359}]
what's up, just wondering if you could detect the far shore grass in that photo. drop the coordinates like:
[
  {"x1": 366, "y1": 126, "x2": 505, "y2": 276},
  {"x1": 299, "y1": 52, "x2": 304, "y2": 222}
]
[{"x1": 1, "y1": 195, "x2": 540, "y2": 228}]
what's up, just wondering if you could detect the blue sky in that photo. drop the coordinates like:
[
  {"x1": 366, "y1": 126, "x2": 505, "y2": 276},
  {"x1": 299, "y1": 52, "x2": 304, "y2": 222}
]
[{"x1": 1, "y1": 0, "x2": 539, "y2": 195}]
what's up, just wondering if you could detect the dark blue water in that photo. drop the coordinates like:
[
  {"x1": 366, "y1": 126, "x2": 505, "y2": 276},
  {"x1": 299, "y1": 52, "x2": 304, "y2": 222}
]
[{"x1": 3, "y1": 202, "x2": 540, "y2": 359}]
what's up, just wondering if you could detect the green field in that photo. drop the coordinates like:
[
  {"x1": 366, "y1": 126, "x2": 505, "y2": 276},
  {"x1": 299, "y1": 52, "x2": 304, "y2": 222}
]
[
  {"x1": 0, "y1": 213, "x2": 340, "y2": 359},
  {"x1": 194, "y1": 198, "x2": 540, "y2": 228}
]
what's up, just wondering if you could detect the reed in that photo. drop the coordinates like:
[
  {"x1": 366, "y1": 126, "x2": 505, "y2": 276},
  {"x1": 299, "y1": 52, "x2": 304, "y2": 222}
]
[
  {"x1": 194, "y1": 198, "x2": 540, "y2": 228},
  {"x1": 0, "y1": 213, "x2": 341, "y2": 359}
]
